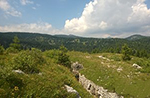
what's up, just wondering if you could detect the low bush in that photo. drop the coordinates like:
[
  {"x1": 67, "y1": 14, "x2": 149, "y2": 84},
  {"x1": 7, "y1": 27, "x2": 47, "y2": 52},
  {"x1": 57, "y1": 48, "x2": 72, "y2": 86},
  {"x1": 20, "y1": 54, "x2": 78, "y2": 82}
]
[
  {"x1": 44, "y1": 49, "x2": 59, "y2": 59},
  {"x1": 6, "y1": 47, "x2": 19, "y2": 54},
  {"x1": 57, "y1": 46, "x2": 71, "y2": 68},
  {"x1": 136, "y1": 58, "x2": 150, "y2": 73},
  {"x1": 12, "y1": 48, "x2": 45, "y2": 73}
]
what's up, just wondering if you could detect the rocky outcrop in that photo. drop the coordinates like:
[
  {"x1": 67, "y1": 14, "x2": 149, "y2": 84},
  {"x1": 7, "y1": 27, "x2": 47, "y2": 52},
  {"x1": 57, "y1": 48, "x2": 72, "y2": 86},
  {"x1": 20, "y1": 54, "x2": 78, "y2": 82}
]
[
  {"x1": 79, "y1": 73, "x2": 123, "y2": 98},
  {"x1": 65, "y1": 85, "x2": 81, "y2": 98},
  {"x1": 72, "y1": 62, "x2": 83, "y2": 72},
  {"x1": 71, "y1": 62, "x2": 83, "y2": 80},
  {"x1": 71, "y1": 62, "x2": 124, "y2": 98}
]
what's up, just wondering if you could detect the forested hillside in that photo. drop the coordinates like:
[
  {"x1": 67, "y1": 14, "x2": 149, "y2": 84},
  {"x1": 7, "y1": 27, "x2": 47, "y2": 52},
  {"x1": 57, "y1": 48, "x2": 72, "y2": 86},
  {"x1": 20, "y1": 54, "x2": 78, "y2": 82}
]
[{"x1": 0, "y1": 32, "x2": 150, "y2": 57}]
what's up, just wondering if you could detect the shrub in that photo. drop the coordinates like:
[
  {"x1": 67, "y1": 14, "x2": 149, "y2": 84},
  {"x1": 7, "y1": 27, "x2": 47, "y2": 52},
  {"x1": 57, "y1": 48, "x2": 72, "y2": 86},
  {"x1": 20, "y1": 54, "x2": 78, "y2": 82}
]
[
  {"x1": 0, "y1": 70, "x2": 24, "y2": 98},
  {"x1": 6, "y1": 36, "x2": 21, "y2": 54},
  {"x1": 6, "y1": 47, "x2": 19, "y2": 54},
  {"x1": 121, "y1": 44, "x2": 131, "y2": 61},
  {"x1": 136, "y1": 58, "x2": 150, "y2": 73},
  {"x1": 44, "y1": 49, "x2": 59, "y2": 59},
  {"x1": 6, "y1": 74, "x2": 24, "y2": 89},
  {"x1": 0, "y1": 45, "x2": 5, "y2": 55},
  {"x1": 9, "y1": 36, "x2": 21, "y2": 51},
  {"x1": 57, "y1": 46, "x2": 71, "y2": 68},
  {"x1": 12, "y1": 48, "x2": 45, "y2": 73}
]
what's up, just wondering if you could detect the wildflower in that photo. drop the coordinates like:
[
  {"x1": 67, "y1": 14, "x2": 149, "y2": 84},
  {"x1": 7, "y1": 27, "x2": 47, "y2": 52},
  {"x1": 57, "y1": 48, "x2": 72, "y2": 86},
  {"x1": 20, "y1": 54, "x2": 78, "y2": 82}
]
[
  {"x1": 12, "y1": 93, "x2": 14, "y2": 96},
  {"x1": 14, "y1": 86, "x2": 19, "y2": 91}
]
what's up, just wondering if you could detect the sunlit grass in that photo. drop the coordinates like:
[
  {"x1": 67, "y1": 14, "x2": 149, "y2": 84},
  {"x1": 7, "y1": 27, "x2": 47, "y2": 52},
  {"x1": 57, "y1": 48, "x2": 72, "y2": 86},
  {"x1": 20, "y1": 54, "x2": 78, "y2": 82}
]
[
  {"x1": 68, "y1": 51, "x2": 150, "y2": 98},
  {"x1": 0, "y1": 51, "x2": 93, "y2": 98}
]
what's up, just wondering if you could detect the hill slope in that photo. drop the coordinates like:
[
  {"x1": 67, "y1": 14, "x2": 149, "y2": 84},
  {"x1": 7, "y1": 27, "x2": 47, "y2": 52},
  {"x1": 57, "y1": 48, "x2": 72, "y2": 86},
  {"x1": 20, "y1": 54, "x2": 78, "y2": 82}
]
[
  {"x1": 69, "y1": 51, "x2": 150, "y2": 98},
  {"x1": 126, "y1": 34, "x2": 146, "y2": 40},
  {"x1": 0, "y1": 50, "x2": 93, "y2": 98},
  {"x1": 0, "y1": 32, "x2": 150, "y2": 53}
]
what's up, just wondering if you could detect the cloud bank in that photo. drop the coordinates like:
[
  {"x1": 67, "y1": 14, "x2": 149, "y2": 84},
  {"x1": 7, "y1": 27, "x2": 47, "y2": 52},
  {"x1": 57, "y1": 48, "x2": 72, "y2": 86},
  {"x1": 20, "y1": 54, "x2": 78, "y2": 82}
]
[
  {"x1": 0, "y1": 22, "x2": 63, "y2": 35},
  {"x1": 64, "y1": 0, "x2": 150, "y2": 37}
]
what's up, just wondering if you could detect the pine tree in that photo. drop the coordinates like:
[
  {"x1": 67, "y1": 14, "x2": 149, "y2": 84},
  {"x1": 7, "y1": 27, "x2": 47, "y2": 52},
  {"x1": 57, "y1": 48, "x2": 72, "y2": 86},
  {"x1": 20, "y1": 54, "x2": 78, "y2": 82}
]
[
  {"x1": 10, "y1": 36, "x2": 21, "y2": 50},
  {"x1": 0, "y1": 45, "x2": 5, "y2": 55},
  {"x1": 6, "y1": 36, "x2": 21, "y2": 53},
  {"x1": 121, "y1": 44, "x2": 131, "y2": 61},
  {"x1": 57, "y1": 46, "x2": 71, "y2": 68}
]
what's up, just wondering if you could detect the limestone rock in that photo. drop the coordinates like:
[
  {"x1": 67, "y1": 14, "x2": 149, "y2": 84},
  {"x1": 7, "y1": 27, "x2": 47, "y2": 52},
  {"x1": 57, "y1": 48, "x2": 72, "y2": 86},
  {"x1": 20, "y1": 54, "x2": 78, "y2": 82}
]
[
  {"x1": 79, "y1": 73, "x2": 123, "y2": 98},
  {"x1": 12, "y1": 69, "x2": 24, "y2": 74},
  {"x1": 132, "y1": 63, "x2": 142, "y2": 69},
  {"x1": 71, "y1": 62, "x2": 83, "y2": 71},
  {"x1": 98, "y1": 56, "x2": 110, "y2": 61},
  {"x1": 65, "y1": 85, "x2": 81, "y2": 98}
]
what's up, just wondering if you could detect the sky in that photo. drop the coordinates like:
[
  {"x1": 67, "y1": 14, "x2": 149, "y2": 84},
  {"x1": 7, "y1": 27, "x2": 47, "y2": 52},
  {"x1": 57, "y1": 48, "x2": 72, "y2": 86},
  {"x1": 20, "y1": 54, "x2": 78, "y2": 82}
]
[{"x1": 0, "y1": 0, "x2": 150, "y2": 38}]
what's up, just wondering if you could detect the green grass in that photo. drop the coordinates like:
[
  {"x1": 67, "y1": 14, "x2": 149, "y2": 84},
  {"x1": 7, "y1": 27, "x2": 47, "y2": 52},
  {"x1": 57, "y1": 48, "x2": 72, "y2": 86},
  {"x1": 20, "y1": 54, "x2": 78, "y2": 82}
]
[
  {"x1": 1, "y1": 50, "x2": 150, "y2": 98},
  {"x1": 68, "y1": 51, "x2": 150, "y2": 98},
  {"x1": 0, "y1": 51, "x2": 93, "y2": 98}
]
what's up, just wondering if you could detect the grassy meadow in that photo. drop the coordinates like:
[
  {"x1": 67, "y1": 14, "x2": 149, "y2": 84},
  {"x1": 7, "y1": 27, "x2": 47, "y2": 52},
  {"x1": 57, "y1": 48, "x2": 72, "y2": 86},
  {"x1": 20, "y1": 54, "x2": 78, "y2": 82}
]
[
  {"x1": 0, "y1": 50, "x2": 93, "y2": 98},
  {"x1": 1, "y1": 47, "x2": 150, "y2": 98},
  {"x1": 69, "y1": 51, "x2": 150, "y2": 98}
]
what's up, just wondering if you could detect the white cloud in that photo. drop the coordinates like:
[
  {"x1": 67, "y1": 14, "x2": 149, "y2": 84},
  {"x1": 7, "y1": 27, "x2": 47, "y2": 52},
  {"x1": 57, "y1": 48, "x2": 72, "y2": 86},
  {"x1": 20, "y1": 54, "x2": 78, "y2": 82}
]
[
  {"x1": 64, "y1": 0, "x2": 150, "y2": 37},
  {"x1": 20, "y1": 0, "x2": 33, "y2": 5},
  {"x1": 0, "y1": 0, "x2": 21, "y2": 17},
  {"x1": 0, "y1": 22, "x2": 63, "y2": 35},
  {"x1": 32, "y1": 7, "x2": 36, "y2": 10}
]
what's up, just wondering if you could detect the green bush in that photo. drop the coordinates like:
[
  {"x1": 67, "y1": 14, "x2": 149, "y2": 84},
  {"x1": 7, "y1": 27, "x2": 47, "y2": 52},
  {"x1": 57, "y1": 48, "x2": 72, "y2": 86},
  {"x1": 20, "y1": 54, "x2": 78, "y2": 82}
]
[
  {"x1": 6, "y1": 74, "x2": 24, "y2": 89},
  {"x1": 44, "y1": 49, "x2": 59, "y2": 59},
  {"x1": 121, "y1": 44, "x2": 131, "y2": 61},
  {"x1": 136, "y1": 58, "x2": 150, "y2": 73},
  {"x1": 12, "y1": 48, "x2": 45, "y2": 73},
  {"x1": 58, "y1": 53, "x2": 71, "y2": 68},
  {"x1": 57, "y1": 46, "x2": 71, "y2": 68},
  {"x1": 0, "y1": 45, "x2": 5, "y2": 55},
  {"x1": 6, "y1": 36, "x2": 21, "y2": 54},
  {"x1": 9, "y1": 36, "x2": 21, "y2": 51},
  {"x1": 6, "y1": 47, "x2": 19, "y2": 54}
]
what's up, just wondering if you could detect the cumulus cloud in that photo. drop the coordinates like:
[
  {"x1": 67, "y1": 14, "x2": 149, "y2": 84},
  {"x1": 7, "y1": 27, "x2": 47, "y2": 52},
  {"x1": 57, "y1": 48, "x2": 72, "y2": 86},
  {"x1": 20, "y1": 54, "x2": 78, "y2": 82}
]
[
  {"x1": 0, "y1": 0, "x2": 21, "y2": 17},
  {"x1": 0, "y1": 22, "x2": 63, "y2": 35},
  {"x1": 64, "y1": 0, "x2": 150, "y2": 37},
  {"x1": 20, "y1": 0, "x2": 34, "y2": 5}
]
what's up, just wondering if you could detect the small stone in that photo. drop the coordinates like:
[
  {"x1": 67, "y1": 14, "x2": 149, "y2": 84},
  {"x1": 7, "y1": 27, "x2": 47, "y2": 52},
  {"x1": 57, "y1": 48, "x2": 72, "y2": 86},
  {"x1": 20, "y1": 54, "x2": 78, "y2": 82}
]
[
  {"x1": 12, "y1": 69, "x2": 24, "y2": 74},
  {"x1": 132, "y1": 63, "x2": 142, "y2": 69},
  {"x1": 38, "y1": 72, "x2": 42, "y2": 76}
]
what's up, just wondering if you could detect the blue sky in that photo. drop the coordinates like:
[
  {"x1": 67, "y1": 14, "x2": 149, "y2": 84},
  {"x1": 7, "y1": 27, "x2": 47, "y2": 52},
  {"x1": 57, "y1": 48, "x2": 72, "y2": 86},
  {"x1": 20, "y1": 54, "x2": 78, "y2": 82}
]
[
  {"x1": 0, "y1": 0, "x2": 91, "y2": 28},
  {"x1": 0, "y1": 0, "x2": 150, "y2": 38}
]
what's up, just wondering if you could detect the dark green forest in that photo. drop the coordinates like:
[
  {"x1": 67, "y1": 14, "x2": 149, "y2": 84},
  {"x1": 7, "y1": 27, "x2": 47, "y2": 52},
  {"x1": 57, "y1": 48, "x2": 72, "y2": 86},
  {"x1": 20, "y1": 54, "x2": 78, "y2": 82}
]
[{"x1": 0, "y1": 32, "x2": 150, "y2": 58}]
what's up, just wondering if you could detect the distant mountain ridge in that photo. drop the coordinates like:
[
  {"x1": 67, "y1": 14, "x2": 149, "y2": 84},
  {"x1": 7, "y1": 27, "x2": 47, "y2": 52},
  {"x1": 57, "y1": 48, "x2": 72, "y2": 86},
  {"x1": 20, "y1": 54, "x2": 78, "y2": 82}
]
[
  {"x1": 0, "y1": 32, "x2": 150, "y2": 53},
  {"x1": 54, "y1": 34, "x2": 80, "y2": 38},
  {"x1": 126, "y1": 34, "x2": 147, "y2": 40}
]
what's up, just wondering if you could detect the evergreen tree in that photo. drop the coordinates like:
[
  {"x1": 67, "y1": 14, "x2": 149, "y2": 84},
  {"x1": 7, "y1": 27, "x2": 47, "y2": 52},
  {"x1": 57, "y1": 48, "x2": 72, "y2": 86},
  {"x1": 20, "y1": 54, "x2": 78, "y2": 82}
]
[
  {"x1": 0, "y1": 45, "x2": 5, "y2": 55},
  {"x1": 57, "y1": 46, "x2": 71, "y2": 68},
  {"x1": 92, "y1": 48, "x2": 100, "y2": 53},
  {"x1": 121, "y1": 44, "x2": 131, "y2": 61},
  {"x1": 136, "y1": 50, "x2": 140, "y2": 57},
  {"x1": 10, "y1": 36, "x2": 21, "y2": 50},
  {"x1": 6, "y1": 36, "x2": 21, "y2": 53}
]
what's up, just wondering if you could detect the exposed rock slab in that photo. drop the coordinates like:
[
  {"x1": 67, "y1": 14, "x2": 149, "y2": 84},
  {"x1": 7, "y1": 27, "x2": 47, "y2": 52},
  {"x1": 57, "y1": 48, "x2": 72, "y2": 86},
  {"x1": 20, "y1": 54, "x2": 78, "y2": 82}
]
[
  {"x1": 65, "y1": 85, "x2": 81, "y2": 98},
  {"x1": 79, "y1": 73, "x2": 124, "y2": 98}
]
